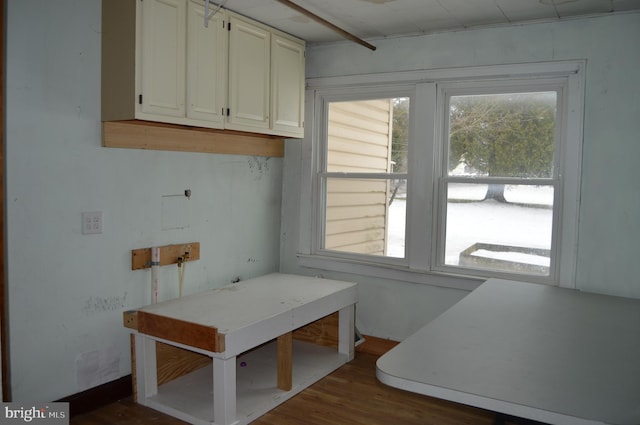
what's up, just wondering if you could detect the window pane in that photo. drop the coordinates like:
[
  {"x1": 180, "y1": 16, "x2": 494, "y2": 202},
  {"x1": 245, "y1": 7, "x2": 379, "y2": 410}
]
[
  {"x1": 327, "y1": 98, "x2": 409, "y2": 173},
  {"x1": 325, "y1": 178, "x2": 406, "y2": 258},
  {"x1": 444, "y1": 183, "x2": 553, "y2": 276},
  {"x1": 448, "y1": 92, "x2": 557, "y2": 178}
]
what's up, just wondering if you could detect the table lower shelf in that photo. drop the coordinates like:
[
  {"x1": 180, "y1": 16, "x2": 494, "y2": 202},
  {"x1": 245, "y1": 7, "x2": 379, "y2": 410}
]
[{"x1": 143, "y1": 339, "x2": 350, "y2": 425}]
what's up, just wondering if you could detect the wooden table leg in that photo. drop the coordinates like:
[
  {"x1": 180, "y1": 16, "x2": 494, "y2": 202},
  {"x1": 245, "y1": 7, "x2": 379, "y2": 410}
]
[
  {"x1": 130, "y1": 334, "x2": 137, "y2": 402},
  {"x1": 277, "y1": 332, "x2": 293, "y2": 391}
]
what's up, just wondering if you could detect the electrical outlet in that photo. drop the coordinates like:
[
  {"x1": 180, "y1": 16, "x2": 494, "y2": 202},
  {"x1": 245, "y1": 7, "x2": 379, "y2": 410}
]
[{"x1": 82, "y1": 211, "x2": 103, "y2": 235}]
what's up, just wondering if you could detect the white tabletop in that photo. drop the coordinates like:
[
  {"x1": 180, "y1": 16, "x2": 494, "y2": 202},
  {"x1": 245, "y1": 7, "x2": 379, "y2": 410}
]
[
  {"x1": 376, "y1": 279, "x2": 640, "y2": 425},
  {"x1": 139, "y1": 273, "x2": 357, "y2": 333}
]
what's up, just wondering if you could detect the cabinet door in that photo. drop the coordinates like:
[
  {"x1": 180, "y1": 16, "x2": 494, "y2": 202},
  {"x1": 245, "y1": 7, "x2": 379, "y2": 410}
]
[
  {"x1": 227, "y1": 15, "x2": 270, "y2": 131},
  {"x1": 186, "y1": 1, "x2": 227, "y2": 127},
  {"x1": 139, "y1": 0, "x2": 187, "y2": 118},
  {"x1": 271, "y1": 34, "x2": 305, "y2": 137}
]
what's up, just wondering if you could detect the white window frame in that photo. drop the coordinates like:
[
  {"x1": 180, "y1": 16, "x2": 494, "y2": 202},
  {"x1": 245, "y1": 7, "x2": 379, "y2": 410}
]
[
  {"x1": 298, "y1": 61, "x2": 584, "y2": 290},
  {"x1": 315, "y1": 86, "x2": 415, "y2": 267},
  {"x1": 434, "y1": 80, "x2": 567, "y2": 285}
]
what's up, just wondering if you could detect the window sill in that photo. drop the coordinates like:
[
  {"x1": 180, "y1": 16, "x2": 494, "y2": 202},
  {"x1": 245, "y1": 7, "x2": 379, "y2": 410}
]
[{"x1": 297, "y1": 253, "x2": 485, "y2": 292}]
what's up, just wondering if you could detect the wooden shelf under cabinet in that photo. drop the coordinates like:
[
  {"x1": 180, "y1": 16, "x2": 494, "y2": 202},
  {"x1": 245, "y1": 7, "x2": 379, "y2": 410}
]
[{"x1": 103, "y1": 120, "x2": 284, "y2": 157}]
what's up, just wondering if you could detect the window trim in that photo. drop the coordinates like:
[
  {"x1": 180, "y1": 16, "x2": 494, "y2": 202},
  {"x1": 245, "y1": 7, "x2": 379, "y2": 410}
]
[{"x1": 299, "y1": 60, "x2": 584, "y2": 289}]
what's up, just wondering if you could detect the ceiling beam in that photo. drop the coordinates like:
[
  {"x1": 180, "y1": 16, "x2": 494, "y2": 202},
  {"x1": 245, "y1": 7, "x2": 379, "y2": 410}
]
[{"x1": 276, "y1": 0, "x2": 376, "y2": 51}]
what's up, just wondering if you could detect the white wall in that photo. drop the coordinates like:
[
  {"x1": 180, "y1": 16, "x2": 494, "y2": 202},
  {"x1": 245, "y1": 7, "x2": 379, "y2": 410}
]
[
  {"x1": 281, "y1": 13, "x2": 640, "y2": 339},
  {"x1": 6, "y1": 0, "x2": 282, "y2": 401}
]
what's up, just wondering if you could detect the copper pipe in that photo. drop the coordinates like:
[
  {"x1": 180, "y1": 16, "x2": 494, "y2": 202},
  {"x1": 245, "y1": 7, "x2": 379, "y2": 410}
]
[{"x1": 276, "y1": 0, "x2": 376, "y2": 51}]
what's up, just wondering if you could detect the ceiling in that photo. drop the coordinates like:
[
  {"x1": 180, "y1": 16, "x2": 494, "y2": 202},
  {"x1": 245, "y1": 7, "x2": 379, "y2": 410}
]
[{"x1": 222, "y1": 0, "x2": 640, "y2": 47}]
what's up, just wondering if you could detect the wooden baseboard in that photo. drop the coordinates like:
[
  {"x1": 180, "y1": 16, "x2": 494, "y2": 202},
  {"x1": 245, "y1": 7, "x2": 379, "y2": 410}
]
[
  {"x1": 356, "y1": 335, "x2": 399, "y2": 356},
  {"x1": 56, "y1": 375, "x2": 133, "y2": 418}
]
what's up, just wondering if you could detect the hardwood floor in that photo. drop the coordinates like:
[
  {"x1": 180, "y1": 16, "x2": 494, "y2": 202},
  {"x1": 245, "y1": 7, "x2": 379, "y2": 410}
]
[{"x1": 70, "y1": 351, "x2": 500, "y2": 425}]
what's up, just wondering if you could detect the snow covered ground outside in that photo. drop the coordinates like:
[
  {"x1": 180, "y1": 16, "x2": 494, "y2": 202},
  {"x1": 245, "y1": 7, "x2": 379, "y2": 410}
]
[{"x1": 387, "y1": 185, "x2": 554, "y2": 269}]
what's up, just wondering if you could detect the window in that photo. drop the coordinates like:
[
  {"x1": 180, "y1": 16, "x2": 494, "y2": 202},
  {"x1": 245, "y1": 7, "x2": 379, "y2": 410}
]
[
  {"x1": 437, "y1": 87, "x2": 561, "y2": 280},
  {"x1": 322, "y1": 96, "x2": 409, "y2": 259},
  {"x1": 301, "y1": 62, "x2": 584, "y2": 287}
]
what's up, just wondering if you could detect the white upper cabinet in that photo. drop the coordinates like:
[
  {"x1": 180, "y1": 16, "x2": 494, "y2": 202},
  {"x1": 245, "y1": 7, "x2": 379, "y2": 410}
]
[
  {"x1": 227, "y1": 14, "x2": 271, "y2": 132},
  {"x1": 186, "y1": 0, "x2": 227, "y2": 127},
  {"x1": 138, "y1": 0, "x2": 187, "y2": 120},
  {"x1": 137, "y1": 0, "x2": 227, "y2": 128},
  {"x1": 227, "y1": 12, "x2": 305, "y2": 137},
  {"x1": 102, "y1": 0, "x2": 305, "y2": 138},
  {"x1": 271, "y1": 33, "x2": 306, "y2": 138}
]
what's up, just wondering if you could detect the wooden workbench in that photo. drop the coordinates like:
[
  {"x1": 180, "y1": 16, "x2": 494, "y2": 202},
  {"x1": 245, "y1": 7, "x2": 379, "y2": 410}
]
[{"x1": 124, "y1": 273, "x2": 358, "y2": 425}]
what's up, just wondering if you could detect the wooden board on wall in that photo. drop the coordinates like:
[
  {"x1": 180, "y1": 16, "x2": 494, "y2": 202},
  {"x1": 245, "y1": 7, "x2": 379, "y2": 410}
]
[
  {"x1": 131, "y1": 242, "x2": 200, "y2": 270},
  {"x1": 103, "y1": 120, "x2": 285, "y2": 157}
]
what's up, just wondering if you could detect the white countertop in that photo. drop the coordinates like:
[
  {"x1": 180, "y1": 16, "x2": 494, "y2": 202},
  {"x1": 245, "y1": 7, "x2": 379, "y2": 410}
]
[{"x1": 377, "y1": 278, "x2": 640, "y2": 425}]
